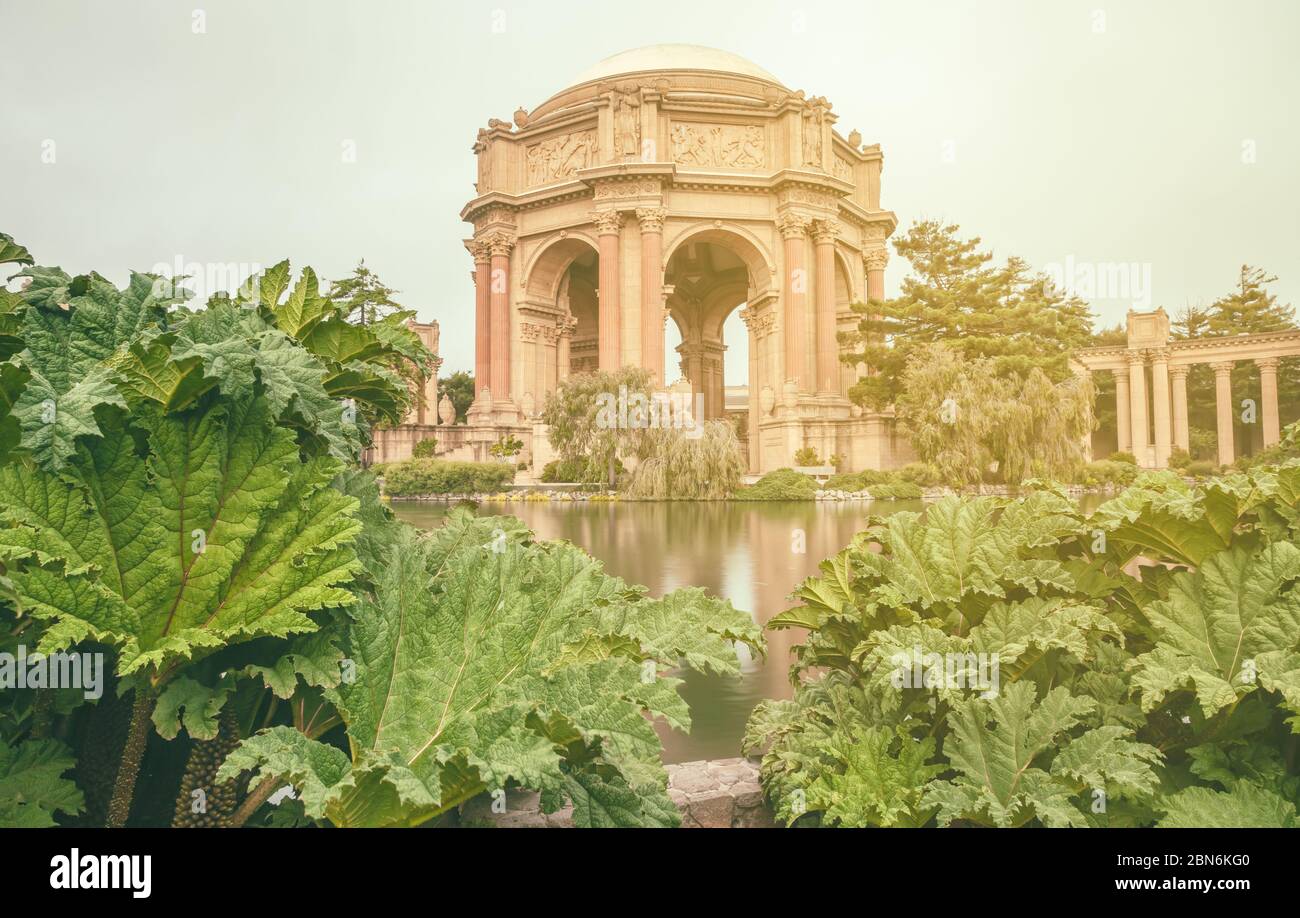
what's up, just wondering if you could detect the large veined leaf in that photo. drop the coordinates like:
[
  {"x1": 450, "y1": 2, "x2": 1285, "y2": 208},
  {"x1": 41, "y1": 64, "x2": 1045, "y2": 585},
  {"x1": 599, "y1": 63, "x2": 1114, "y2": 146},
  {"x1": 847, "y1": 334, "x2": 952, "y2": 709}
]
[
  {"x1": 1090, "y1": 473, "x2": 1246, "y2": 566},
  {"x1": 9, "y1": 269, "x2": 186, "y2": 470},
  {"x1": 1130, "y1": 543, "x2": 1300, "y2": 718},
  {"x1": 0, "y1": 738, "x2": 85, "y2": 827},
  {"x1": 0, "y1": 397, "x2": 362, "y2": 681},
  {"x1": 1157, "y1": 782, "x2": 1297, "y2": 828},
  {"x1": 220, "y1": 511, "x2": 763, "y2": 827},
  {"x1": 805, "y1": 726, "x2": 944, "y2": 827},
  {"x1": 851, "y1": 495, "x2": 1077, "y2": 629},
  {"x1": 922, "y1": 683, "x2": 1160, "y2": 827}
]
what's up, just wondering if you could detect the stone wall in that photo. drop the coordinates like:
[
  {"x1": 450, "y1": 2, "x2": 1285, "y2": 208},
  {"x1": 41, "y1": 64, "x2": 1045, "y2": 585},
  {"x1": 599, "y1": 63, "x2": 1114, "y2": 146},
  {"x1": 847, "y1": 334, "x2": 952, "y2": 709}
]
[{"x1": 459, "y1": 757, "x2": 774, "y2": 828}]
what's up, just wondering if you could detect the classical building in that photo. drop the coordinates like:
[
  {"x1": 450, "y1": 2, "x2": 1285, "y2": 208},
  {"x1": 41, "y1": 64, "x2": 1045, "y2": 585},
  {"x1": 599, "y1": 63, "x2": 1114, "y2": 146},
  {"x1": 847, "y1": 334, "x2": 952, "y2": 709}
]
[
  {"x1": 364, "y1": 320, "x2": 448, "y2": 464},
  {"x1": 1075, "y1": 309, "x2": 1300, "y2": 467},
  {"x1": 458, "y1": 44, "x2": 905, "y2": 472}
]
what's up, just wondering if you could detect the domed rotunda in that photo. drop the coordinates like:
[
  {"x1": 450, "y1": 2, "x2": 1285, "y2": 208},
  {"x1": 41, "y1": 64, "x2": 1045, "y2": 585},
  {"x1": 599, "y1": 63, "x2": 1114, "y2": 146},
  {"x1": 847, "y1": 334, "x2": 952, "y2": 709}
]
[{"x1": 458, "y1": 44, "x2": 900, "y2": 473}]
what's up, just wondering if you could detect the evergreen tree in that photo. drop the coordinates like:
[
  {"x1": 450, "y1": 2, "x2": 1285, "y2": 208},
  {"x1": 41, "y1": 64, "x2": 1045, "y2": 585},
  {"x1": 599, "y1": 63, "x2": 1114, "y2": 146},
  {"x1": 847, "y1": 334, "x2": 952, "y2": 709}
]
[
  {"x1": 327, "y1": 259, "x2": 403, "y2": 325},
  {"x1": 438, "y1": 371, "x2": 475, "y2": 424},
  {"x1": 844, "y1": 220, "x2": 1094, "y2": 411}
]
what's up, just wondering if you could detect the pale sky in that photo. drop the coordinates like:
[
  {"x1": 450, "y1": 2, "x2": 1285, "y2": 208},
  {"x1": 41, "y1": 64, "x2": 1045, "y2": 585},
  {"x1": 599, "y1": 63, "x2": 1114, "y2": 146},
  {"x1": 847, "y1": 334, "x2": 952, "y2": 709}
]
[{"x1": 2, "y1": 0, "x2": 1297, "y2": 382}]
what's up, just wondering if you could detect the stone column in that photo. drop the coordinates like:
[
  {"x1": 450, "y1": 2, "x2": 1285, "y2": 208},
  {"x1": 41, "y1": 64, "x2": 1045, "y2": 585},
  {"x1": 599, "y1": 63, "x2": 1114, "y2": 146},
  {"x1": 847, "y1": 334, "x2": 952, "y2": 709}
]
[
  {"x1": 472, "y1": 241, "x2": 491, "y2": 396},
  {"x1": 1170, "y1": 365, "x2": 1190, "y2": 452},
  {"x1": 811, "y1": 220, "x2": 839, "y2": 395},
  {"x1": 864, "y1": 249, "x2": 887, "y2": 302},
  {"x1": 1150, "y1": 348, "x2": 1172, "y2": 467},
  {"x1": 636, "y1": 207, "x2": 666, "y2": 383},
  {"x1": 593, "y1": 210, "x2": 622, "y2": 370},
  {"x1": 557, "y1": 316, "x2": 575, "y2": 382},
  {"x1": 777, "y1": 213, "x2": 809, "y2": 392},
  {"x1": 863, "y1": 249, "x2": 887, "y2": 380},
  {"x1": 1115, "y1": 370, "x2": 1132, "y2": 453},
  {"x1": 1256, "y1": 357, "x2": 1281, "y2": 447},
  {"x1": 488, "y1": 233, "x2": 514, "y2": 400},
  {"x1": 1128, "y1": 350, "x2": 1149, "y2": 463},
  {"x1": 1212, "y1": 361, "x2": 1235, "y2": 466}
]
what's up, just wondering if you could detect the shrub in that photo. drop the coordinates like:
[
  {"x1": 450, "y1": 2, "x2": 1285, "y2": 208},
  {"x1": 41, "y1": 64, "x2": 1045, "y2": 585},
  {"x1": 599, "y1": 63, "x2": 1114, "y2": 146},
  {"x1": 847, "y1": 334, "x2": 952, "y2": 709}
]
[
  {"x1": 382, "y1": 458, "x2": 514, "y2": 496},
  {"x1": 793, "y1": 447, "x2": 822, "y2": 467},
  {"x1": 745, "y1": 469, "x2": 1300, "y2": 828},
  {"x1": 540, "y1": 457, "x2": 619, "y2": 484},
  {"x1": 1077, "y1": 459, "x2": 1140, "y2": 488},
  {"x1": 895, "y1": 462, "x2": 946, "y2": 487},
  {"x1": 1166, "y1": 447, "x2": 1192, "y2": 470},
  {"x1": 1185, "y1": 459, "x2": 1218, "y2": 477},
  {"x1": 734, "y1": 468, "x2": 819, "y2": 501},
  {"x1": 824, "y1": 472, "x2": 867, "y2": 491},
  {"x1": 866, "y1": 481, "x2": 923, "y2": 500},
  {"x1": 1109, "y1": 450, "x2": 1137, "y2": 465},
  {"x1": 411, "y1": 438, "x2": 438, "y2": 459}
]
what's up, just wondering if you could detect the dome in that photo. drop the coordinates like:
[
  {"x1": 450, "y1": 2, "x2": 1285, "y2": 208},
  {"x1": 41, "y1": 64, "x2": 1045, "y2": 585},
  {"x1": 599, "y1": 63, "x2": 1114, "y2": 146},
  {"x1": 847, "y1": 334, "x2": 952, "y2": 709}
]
[{"x1": 573, "y1": 44, "x2": 785, "y2": 87}]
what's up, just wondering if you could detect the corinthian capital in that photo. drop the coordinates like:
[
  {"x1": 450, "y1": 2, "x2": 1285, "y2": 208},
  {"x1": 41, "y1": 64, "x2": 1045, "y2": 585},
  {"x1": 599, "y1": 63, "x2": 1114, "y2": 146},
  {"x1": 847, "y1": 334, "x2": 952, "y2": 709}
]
[
  {"x1": 484, "y1": 231, "x2": 515, "y2": 258},
  {"x1": 591, "y1": 210, "x2": 624, "y2": 235},
  {"x1": 635, "y1": 207, "x2": 667, "y2": 234},
  {"x1": 810, "y1": 219, "x2": 839, "y2": 244},
  {"x1": 468, "y1": 239, "x2": 492, "y2": 264},
  {"x1": 776, "y1": 211, "x2": 809, "y2": 240},
  {"x1": 863, "y1": 249, "x2": 888, "y2": 272}
]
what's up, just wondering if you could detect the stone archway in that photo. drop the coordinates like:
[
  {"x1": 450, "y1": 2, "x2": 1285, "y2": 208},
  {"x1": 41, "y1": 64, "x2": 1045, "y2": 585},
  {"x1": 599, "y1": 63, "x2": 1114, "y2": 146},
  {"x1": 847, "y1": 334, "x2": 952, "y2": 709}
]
[
  {"x1": 517, "y1": 235, "x2": 602, "y2": 416},
  {"x1": 664, "y1": 225, "x2": 775, "y2": 469}
]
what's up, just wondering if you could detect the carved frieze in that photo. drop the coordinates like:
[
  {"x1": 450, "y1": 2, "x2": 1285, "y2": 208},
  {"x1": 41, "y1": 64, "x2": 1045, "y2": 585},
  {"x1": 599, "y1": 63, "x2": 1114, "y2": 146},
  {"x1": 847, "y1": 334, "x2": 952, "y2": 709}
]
[
  {"x1": 832, "y1": 154, "x2": 853, "y2": 182},
  {"x1": 593, "y1": 179, "x2": 662, "y2": 200},
  {"x1": 669, "y1": 122, "x2": 765, "y2": 169},
  {"x1": 526, "y1": 130, "x2": 597, "y2": 186}
]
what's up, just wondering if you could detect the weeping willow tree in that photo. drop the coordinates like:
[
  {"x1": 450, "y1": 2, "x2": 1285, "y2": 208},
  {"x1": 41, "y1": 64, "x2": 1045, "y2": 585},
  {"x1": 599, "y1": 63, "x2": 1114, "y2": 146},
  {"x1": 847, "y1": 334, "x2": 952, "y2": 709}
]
[
  {"x1": 625, "y1": 420, "x2": 747, "y2": 500},
  {"x1": 897, "y1": 343, "x2": 1092, "y2": 487}
]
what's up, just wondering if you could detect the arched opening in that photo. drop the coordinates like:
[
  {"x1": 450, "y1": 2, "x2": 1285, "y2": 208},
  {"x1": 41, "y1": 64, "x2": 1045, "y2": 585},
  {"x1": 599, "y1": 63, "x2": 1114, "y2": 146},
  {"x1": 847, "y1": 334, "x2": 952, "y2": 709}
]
[
  {"x1": 661, "y1": 227, "x2": 775, "y2": 470},
  {"x1": 665, "y1": 240, "x2": 749, "y2": 422},
  {"x1": 521, "y1": 236, "x2": 601, "y2": 415}
]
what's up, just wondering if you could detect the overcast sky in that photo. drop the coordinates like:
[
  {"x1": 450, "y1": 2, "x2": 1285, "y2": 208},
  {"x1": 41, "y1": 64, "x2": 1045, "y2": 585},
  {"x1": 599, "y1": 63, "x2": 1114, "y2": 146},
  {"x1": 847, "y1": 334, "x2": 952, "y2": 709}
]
[{"x1": 3, "y1": 0, "x2": 1296, "y2": 380}]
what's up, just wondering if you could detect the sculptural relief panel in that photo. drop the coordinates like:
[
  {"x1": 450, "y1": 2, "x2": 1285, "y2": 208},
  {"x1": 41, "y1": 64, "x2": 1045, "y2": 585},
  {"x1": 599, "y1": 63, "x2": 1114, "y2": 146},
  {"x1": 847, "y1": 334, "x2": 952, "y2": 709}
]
[
  {"x1": 669, "y1": 122, "x2": 765, "y2": 169},
  {"x1": 526, "y1": 130, "x2": 597, "y2": 186}
]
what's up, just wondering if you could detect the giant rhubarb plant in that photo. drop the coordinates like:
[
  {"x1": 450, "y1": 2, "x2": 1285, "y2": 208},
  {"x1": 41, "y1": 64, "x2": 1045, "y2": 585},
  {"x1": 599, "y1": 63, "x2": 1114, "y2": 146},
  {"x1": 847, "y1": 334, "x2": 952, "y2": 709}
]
[
  {"x1": 746, "y1": 471, "x2": 1300, "y2": 828},
  {"x1": 0, "y1": 244, "x2": 429, "y2": 825},
  {"x1": 220, "y1": 510, "x2": 763, "y2": 827}
]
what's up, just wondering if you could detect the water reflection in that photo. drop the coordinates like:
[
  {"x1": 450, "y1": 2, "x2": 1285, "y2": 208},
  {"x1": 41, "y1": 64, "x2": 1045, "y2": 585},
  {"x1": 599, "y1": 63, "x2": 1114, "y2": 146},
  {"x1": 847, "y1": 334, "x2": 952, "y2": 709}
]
[{"x1": 390, "y1": 499, "x2": 922, "y2": 763}]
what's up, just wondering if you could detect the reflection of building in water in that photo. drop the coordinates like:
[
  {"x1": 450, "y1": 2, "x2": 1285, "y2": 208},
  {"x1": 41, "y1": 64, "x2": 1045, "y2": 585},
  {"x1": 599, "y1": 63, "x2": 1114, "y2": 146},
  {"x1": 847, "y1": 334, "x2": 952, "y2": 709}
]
[{"x1": 456, "y1": 44, "x2": 904, "y2": 473}]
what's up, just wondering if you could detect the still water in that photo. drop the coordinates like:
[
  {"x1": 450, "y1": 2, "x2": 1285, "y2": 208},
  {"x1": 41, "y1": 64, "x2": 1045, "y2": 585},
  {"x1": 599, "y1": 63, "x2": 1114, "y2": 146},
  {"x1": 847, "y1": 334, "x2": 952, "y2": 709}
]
[{"x1": 390, "y1": 498, "x2": 923, "y2": 764}]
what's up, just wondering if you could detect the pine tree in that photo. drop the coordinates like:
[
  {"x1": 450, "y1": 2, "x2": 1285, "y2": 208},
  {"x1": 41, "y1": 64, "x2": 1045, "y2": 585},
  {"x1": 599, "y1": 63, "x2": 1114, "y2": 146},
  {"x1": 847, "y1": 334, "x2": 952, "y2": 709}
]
[
  {"x1": 326, "y1": 260, "x2": 404, "y2": 326},
  {"x1": 844, "y1": 220, "x2": 1094, "y2": 411},
  {"x1": 1207, "y1": 266, "x2": 1294, "y2": 335}
]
